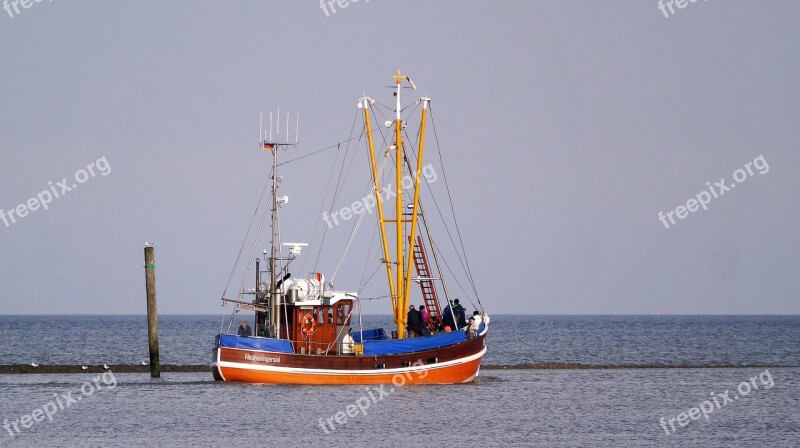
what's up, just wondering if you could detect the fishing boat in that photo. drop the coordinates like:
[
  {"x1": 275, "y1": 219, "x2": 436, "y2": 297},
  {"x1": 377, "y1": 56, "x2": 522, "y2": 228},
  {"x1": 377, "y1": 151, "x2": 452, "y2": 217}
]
[{"x1": 211, "y1": 72, "x2": 488, "y2": 385}]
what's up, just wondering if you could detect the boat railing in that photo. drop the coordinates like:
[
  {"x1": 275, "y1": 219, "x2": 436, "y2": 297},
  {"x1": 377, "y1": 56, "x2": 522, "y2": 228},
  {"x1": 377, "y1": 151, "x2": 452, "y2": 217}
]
[{"x1": 289, "y1": 340, "x2": 359, "y2": 356}]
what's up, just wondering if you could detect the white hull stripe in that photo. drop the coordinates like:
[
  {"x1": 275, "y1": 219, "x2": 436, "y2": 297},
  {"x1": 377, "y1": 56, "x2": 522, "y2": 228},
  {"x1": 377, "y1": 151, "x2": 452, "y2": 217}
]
[
  {"x1": 213, "y1": 346, "x2": 486, "y2": 377},
  {"x1": 215, "y1": 348, "x2": 227, "y2": 381}
]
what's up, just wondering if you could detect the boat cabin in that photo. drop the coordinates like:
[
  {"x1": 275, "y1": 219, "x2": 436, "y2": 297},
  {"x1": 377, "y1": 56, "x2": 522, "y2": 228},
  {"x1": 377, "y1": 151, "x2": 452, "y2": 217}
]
[
  {"x1": 285, "y1": 294, "x2": 354, "y2": 355},
  {"x1": 250, "y1": 272, "x2": 357, "y2": 355}
]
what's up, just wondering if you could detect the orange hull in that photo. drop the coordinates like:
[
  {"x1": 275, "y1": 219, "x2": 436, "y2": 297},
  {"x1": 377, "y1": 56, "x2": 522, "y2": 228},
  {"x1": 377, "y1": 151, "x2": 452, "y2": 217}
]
[
  {"x1": 216, "y1": 353, "x2": 483, "y2": 385},
  {"x1": 211, "y1": 331, "x2": 488, "y2": 385}
]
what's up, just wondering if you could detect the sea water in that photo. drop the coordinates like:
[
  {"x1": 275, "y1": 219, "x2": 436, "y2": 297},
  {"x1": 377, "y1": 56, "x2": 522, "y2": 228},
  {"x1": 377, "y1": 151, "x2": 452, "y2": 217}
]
[{"x1": 0, "y1": 315, "x2": 797, "y2": 447}]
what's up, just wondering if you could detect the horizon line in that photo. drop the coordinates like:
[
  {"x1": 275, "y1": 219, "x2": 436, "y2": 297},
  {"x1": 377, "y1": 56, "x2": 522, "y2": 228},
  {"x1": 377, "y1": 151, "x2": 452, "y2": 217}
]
[{"x1": 0, "y1": 313, "x2": 798, "y2": 317}]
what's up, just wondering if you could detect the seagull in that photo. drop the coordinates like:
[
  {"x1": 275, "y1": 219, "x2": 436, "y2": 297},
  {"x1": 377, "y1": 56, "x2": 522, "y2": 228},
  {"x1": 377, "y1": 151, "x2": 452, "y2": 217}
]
[
  {"x1": 103, "y1": 364, "x2": 110, "y2": 370},
  {"x1": 144, "y1": 241, "x2": 153, "y2": 247},
  {"x1": 141, "y1": 361, "x2": 148, "y2": 366},
  {"x1": 81, "y1": 365, "x2": 88, "y2": 370},
  {"x1": 30, "y1": 362, "x2": 39, "y2": 367}
]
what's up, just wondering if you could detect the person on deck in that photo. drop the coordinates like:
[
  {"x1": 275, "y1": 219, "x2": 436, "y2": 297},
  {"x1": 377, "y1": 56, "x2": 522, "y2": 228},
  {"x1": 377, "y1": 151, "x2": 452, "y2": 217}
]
[
  {"x1": 467, "y1": 311, "x2": 482, "y2": 339},
  {"x1": 453, "y1": 299, "x2": 467, "y2": 329},
  {"x1": 431, "y1": 316, "x2": 443, "y2": 333},
  {"x1": 419, "y1": 305, "x2": 431, "y2": 334},
  {"x1": 442, "y1": 303, "x2": 455, "y2": 332},
  {"x1": 342, "y1": 328, "x2": 355, "y2": 355},
  {"x1": 407, "y1": 305, "x2": 423, "y2": 337},
  {"x1": 237, "y1": 320, "x2": 252, "y2": 337}
]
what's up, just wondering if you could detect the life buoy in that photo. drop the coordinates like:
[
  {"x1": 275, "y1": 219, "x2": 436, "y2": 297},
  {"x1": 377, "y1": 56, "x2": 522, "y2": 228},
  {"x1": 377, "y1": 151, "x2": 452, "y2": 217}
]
[{"x1": 300, "y1": 313, "x2": 316, "y2": 336}]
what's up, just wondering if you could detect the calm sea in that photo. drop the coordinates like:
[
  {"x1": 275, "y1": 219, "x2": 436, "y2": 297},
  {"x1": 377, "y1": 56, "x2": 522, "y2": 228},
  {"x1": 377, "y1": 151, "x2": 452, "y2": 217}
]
[{"x1": 0, "y1": 315, "x2": 798, "y2": 447}]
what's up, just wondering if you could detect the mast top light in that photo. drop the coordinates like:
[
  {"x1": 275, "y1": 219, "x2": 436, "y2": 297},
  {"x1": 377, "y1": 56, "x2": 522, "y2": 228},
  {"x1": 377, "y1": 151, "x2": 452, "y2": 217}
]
[
  {"x1": 392, "y1": 70, "x2": 405, "y2": 85},
  {"x1": 391, "y1": 70, "x2": 417, "y2": 90}
]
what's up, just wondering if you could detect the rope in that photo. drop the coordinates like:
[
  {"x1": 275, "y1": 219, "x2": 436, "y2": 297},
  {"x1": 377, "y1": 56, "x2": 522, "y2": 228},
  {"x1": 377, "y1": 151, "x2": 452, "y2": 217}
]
[
  {"x1": 358, "y1": 219, "x2": 380, "y2": 290},
  {"x1": 278, "y1": 124, "x2": 383, "y2": 167},
  {"x1": 359, "y1": 264, "x2": 384, "y2": 294},
  {"x1": 331, "y1": 156, "x2": 389, "y2": 283},
  {"x1": 220, "y1": 176, "x2": 271, "y2": 301},
  {"x1": 430, "y1": 105, "x2": 483, "y2": 310},
  {"x1": 299, "y1": 107, "x2": 353, "y2": 134},
  {"x1": 219, "y1": 166, "x2": 273, "y2": 334},
  {"x1": 429, "y1": 235, "x2": 476, "y2": 309},
  {"x1": 235, "y1": 164, "x2": 274, "y2": 303},
  {"x1": 299, "y1": 142, "x2": 342, "y2": 276},
  {"x1": 313, "y1": 111, "x2": 360, "y2": 271},
  {"x1": 277, "y1": 142, "x2": 341, "y2": 166},
  {"x1": 404, "y1": 125, "x2": 477, "y2": 305}
]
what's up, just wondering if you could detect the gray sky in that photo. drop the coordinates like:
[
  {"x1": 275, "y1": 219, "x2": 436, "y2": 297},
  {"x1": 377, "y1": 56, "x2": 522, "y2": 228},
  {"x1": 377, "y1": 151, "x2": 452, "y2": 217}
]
[{"x1": 1, "y1": 1, "x2": 798, "y2": 315}]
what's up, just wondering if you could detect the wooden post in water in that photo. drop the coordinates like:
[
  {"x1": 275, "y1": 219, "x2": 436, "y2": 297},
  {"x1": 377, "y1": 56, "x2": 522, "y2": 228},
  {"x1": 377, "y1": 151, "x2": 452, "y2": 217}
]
[{"x1": 144, "y1": 244, "x2": 161, "y2": 378}]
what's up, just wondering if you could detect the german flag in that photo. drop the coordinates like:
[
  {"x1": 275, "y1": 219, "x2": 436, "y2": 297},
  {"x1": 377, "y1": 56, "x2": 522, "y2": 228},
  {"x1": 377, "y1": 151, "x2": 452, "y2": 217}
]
[{"x1": 263, "y1": 143, "x2": 275, "y2": 151}]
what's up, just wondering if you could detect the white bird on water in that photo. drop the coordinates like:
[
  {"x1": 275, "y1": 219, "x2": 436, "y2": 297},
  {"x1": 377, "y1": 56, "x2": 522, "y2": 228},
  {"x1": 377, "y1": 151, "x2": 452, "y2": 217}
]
[
  {"x1": 141, "y1": 361, "x2": 148, "y2": 366},
  {"x1": 81, "y1": 366, "x2": 88, "y2": 370},
  {"x1": 30, "y1": 362, "x2": 39, "y2": 367},
  {"x1": 103, "y1": 364, "x2": 110, "y2": 370}
]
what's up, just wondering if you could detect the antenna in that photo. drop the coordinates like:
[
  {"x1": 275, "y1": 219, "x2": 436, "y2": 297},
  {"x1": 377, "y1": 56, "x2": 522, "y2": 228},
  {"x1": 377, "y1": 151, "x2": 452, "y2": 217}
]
[
  {"x1": 263, "y1": 108, "x2": 300, "y2": 146},
  {"x1": 295, "y1": 113, "x2": 299, "y2": 144}
]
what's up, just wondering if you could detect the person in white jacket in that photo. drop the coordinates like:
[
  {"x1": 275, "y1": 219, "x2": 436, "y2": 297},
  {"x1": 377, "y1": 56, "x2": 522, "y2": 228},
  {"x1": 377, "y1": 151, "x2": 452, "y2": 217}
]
[
  {"x1": 468, "y1": 311, "x2": 482, "y2": 338},
  {"x1": 342, "y1": 329, "x2": 355, "y2": 355}
]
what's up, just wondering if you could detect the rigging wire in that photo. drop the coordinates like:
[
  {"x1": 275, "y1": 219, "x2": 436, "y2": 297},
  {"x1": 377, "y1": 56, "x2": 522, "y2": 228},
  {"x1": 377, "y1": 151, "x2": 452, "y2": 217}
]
[
  {"x1": 358, "y1": 294, "x2": 392, "y2": 301},
  {"x1": 398, "y1": 108, "x2": 482, "y2": 312},
  {"x1": 417, "y1": 173, "x2": 477, "y2": 301},
  {"x1": 299, "y1": 107, "x2": 353, "y2": 134},
  {"x1": 313, "y1": 110, "x2": 362, "y2": 271},
  {"x1": 235, "y1": 165, "x2": 275, "y2": 305},
  {"x1": 220, "y1": 173, "x2": 272, "y2": 301},
  {"x1": 220, "y1": 164, "x2": 275, "y2": 333},
  {"x1": 295, "y1": 124, "x2": 358, "y2": 146},
  {"x1": 429, "y1": 105, "x2": 482, "y2": 309},
  {"x1": 359, "y1": 264, "x2": 384, "y2": 294},
  {"x1": 275, "y1": 173, "x2": 288, "y2": 339},
  {"x1": 358, "y1": 218, "x2": 380, "y2": 291},
  {"x1": 277, "y1": 142, "x2": 340, "y2": 167},
  {"x1": 331, "y1": 156, "x2": 389, "y2": 283},
  {"x1": 403, "y1": 110, "x2": 479, "y2": 305},
  {"x1": 278, "y1": 122, "x2": 383, "y2": 168},
  {"x1": 429, "y1": 235, "x2": 477, "y2": 308},
  {"x1": 299, "y1": 142, "x2": 342, "y2": 277}
]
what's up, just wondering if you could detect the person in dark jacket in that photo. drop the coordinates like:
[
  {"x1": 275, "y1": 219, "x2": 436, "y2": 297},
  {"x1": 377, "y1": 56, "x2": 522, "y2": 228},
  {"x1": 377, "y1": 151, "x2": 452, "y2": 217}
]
[
  {"x1": 431, "y1": 316, "x2": 444, "y2": 333},
  {"x1": 442, "y1": 301, "x2": 455, "y2": 330},
  {"x1": 453, "y1": 299, "x2": 467, "y2": 328},
  {"x1": 237, "y1": 320, "x2": 252, "y2": 337},
  {"x1": 406, "y1": 305, "x2": 423, "y2": 337}
]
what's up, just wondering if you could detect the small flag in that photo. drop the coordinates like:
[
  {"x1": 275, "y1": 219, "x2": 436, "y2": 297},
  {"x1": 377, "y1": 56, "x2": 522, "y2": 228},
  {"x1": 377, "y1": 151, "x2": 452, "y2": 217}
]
[{"x1": 263, "y1": 143, "x2": 274, "y2": 151}]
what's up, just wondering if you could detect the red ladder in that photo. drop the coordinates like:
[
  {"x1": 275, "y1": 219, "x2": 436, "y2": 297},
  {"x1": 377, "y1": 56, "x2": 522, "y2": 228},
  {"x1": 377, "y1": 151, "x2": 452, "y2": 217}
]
[{"x1": 411, "y1": 235, "x2": 442, "y2": 331}]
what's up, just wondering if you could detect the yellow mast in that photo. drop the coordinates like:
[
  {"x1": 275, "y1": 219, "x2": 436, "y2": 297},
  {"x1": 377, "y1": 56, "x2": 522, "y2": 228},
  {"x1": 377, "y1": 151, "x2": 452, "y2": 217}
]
[
  {"x1": 363, "y1": 71, "x2": 425, "y2": 339},
  {"x1": 392, "y1": 70, "x2": 406, "y2": 338},
  {"x1": 360, "y1": 97, "x2": 397, "y2": 320},
  {"x1": 403, "y1": 97, "x2": 429, "y2": 318}
]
